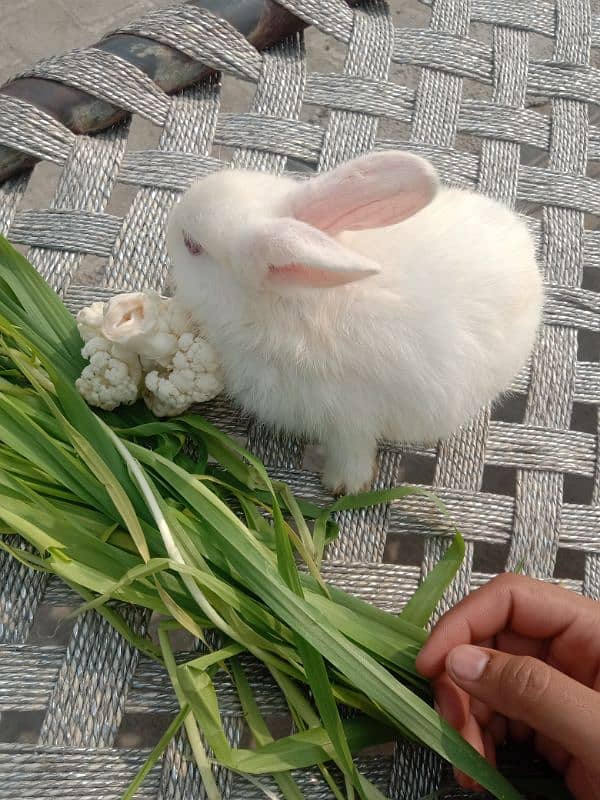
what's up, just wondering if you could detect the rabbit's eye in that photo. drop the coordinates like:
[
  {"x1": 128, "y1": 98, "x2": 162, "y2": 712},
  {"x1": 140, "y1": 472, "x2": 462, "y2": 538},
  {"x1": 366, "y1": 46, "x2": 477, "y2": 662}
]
[{"x1": 183, "y1": 230, "x2": 204, "y2": 256}]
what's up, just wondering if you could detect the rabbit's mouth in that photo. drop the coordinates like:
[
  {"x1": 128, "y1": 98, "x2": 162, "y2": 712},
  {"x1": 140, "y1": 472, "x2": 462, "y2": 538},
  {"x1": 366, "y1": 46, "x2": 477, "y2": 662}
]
[{"x1": 183, "y1": 230, "x2": 204, "y2": 256}]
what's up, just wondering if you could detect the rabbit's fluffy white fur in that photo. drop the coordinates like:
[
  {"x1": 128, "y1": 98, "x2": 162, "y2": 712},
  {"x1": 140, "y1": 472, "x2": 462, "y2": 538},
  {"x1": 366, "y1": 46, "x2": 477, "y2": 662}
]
[{"x1": 168, "y1": 152, "x2": 543, "y2": 494}]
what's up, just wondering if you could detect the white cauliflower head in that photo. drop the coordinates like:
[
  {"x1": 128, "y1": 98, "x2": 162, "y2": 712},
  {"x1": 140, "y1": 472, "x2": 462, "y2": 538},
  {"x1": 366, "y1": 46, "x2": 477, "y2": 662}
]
[
  {"x1": 76, "y1": 301, "x2": 105, "y2": 342},
  {"x1": 143, "y1": 332, "x2": 223, "y2": 417},
  {"x1": 76, "y1": 337, "x2": 142, "y2": 411}
]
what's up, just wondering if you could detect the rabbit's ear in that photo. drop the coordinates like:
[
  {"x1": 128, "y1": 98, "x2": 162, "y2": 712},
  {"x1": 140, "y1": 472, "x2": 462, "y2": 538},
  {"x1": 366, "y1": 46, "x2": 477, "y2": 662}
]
[
  {"x1": 251, "y1": 219, "x2": 380, "y2": 289},
  {"x1": 291, "y1": 151, "x2": 439, "y2": 234}
]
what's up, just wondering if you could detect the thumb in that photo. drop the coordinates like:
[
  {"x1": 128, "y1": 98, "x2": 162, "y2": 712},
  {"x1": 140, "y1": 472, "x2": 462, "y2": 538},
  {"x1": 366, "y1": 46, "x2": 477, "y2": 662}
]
[{"x1": 446, "y1": 645, "x2": 600, "y2": 770}]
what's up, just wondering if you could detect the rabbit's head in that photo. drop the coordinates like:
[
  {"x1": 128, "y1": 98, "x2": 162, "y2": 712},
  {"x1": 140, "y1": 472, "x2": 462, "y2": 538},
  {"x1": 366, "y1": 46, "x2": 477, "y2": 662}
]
[{"x1": 168, "y1": 151, "x2": 439, "y2": 296}]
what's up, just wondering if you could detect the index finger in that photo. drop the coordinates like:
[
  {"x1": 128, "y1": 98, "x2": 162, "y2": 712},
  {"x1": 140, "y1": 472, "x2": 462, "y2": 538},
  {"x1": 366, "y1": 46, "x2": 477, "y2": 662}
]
[{"x1": 415, "y1": 573, "x2": 599, "y2": 678}]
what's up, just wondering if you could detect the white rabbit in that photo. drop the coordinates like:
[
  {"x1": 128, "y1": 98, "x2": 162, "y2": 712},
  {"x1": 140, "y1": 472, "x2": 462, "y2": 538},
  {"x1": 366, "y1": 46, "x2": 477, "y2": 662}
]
[{"x1": 167, "y1": 151, "x2": 543, "y2": 494}]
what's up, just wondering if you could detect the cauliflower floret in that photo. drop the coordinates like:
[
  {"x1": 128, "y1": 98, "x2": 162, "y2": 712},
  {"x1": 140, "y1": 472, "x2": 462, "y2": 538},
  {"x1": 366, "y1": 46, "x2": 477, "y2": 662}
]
[
  {"x1": 76, "y1": 337, "x2": 142, "y2": 411},
  {"x1": 143, "y1": 333, "x2": 223, "y2": 417},
  {"x1": 76, "y1": 301, "x2": 105, "y2": 342}
]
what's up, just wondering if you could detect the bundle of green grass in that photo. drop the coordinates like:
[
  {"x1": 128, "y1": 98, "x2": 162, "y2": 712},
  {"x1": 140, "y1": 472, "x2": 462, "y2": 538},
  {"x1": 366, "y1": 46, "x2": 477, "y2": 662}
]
[{"x1": 0, "y1": 236, "x2": 523, "y2": 800}]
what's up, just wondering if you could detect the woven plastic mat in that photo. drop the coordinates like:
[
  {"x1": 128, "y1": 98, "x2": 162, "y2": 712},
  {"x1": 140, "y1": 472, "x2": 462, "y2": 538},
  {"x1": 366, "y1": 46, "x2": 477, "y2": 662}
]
[{"x1": 0, "y1": 0, "x2": 599, "y2": 797}]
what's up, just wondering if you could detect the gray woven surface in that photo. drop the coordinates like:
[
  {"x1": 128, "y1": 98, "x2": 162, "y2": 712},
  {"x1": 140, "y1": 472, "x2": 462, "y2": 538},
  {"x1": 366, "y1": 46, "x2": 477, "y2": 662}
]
[{"x1": 0, "y1": 0, "x2": 599, "y2": 797}]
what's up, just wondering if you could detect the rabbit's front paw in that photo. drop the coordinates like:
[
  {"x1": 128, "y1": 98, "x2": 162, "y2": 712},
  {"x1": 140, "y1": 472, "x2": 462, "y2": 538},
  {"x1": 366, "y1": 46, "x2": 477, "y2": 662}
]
[{"x1": 322, "y1": 441, "x2": 377, "y2": 496}]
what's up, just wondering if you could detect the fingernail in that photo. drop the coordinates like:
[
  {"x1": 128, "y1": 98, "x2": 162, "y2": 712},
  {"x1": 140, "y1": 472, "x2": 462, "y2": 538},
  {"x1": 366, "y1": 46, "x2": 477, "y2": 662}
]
[{"x1": 448, "y1": 645, "x2": 490, "y2": 682}]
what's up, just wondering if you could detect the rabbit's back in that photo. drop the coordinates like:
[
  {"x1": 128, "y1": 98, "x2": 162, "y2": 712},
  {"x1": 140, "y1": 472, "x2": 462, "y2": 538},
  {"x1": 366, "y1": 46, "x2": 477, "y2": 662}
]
[{"x1": 336, "y1": 188, "x2": 542, "y2": 440}]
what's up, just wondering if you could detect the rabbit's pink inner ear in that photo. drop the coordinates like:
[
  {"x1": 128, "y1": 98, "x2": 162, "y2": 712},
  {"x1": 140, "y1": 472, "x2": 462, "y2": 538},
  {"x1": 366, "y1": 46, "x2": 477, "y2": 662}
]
[
  {"x1": 250, "y1": 217, "x2": 380, "y2": 288},
  {"x1": 268, "y1": 262, "x2": 374, "y2": 289},
  {"x1": 292, "y1": 151, "x2": 439, "y2": 234}
]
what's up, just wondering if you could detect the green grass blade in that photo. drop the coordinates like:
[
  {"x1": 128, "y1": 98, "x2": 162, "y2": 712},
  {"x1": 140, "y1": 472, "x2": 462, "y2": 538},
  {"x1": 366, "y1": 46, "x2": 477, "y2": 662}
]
[
  {"x1": 230, "y1": 718, "x2": 395, "y2": 775},
  {"x1": 178, "y1": 663, "x2": 234, "y2": 763},
  {"x1": 400, "y1": 533, "x2": 465, "y2": 627},
  {"x1": 0, "y1": 236, "x2": 80, "y2": 359},
  {"x1": 0, "y1": 538, "x2": 50, "y2": 572},
  {"x1": 70, "y1": 428, "x2": 150, "y2": 562},
  {"x1": 184, "y1": 643, "x2": 246, "y2": 674},
  {"x1": 0, "y1": 503, "x2": 65, "y2": 555},
  {"x1": 0, "y1": 394, "x2": 108, "y2": 510},
  {"x1": 231, "y1": 659, "x2": 305, "y2": 800},
  {"x1": 159, "y1": 626, "x2": 223, "y2": 800},
  {"x1": 296, "y1": 637, "x2": 361, "y2": 799},
  {"x1": 302, "y1": 579, "x2": 427, "y2": 648},
  {"x1": 357, "y1": 775, "x2": 390, "y2": 800},
  {"x1": 272, "y1": 498, "x2": 304, "y2": 595},
  {"x1": 121, "y1": 705, "x2": 190, "y2": 800},
  {"x1": 305, "y1": 593, "x2": 423, "y2": 684},
  {"x1": 314, "y1": 486, "x2": 454, "y2": 568},
  {"x1": 69, "y1": 557, "x2": 173, "y2": 617},
  {"x1": 0, "y1": 292, "x2": 82, "y2": 383},
  {"x1": 272, "y1": 490, "x2": 361, "y2": 796}
]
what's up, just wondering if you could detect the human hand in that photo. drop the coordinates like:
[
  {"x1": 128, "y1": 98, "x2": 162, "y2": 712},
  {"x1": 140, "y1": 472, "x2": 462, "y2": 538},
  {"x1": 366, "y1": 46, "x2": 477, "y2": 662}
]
[{"x1": 415, "y1": 574, "x2": 600, "y2": 799}]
